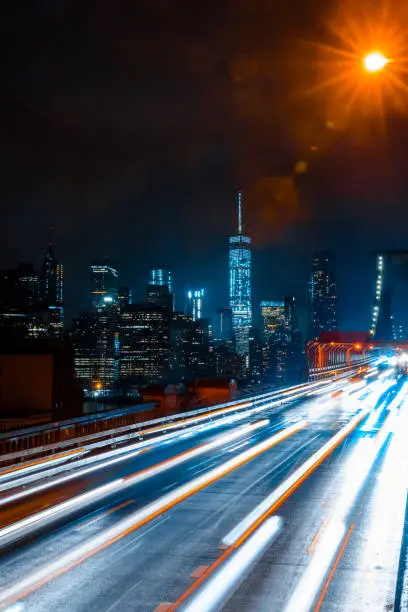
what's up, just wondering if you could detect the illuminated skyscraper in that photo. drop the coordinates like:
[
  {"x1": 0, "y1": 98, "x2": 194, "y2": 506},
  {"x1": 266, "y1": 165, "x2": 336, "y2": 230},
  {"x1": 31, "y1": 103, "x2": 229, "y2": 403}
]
[
  {"x1": 229, "y1": 192, "x2": 252, "y2": 358},
  {"x1": 147, "y1": 268, "x2": 174, "y2": 311},
  {"x1": 309, "y1": 251, "x2": 338, "y2": 340},
  {"x1": 119, "y1": 304, "x2": 170, "y2": 383},
  {"x1": 261, "y1": 301, "x2": 288, "y2": 383},
  {"x1": 90, "y1": 261, "x2": 119, "y2": 311},
  {"x1": 41, "y1": 243, "x2": 64, "y2": 336},
  {"x1": 185, "y1": 289, "x2": 204, "y2": 321},
  {"x1": 118, "y1": 286, "x2": 133, "y2": 308}
]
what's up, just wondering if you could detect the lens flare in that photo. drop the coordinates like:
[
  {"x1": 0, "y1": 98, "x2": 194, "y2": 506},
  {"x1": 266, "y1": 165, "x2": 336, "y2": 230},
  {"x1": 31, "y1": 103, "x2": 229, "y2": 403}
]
[
  {"x1": 304, "y1": 3, "x2": 408, "y2": 128},
  {"x1": 363, "y1": 51, "x2": 389, "y2": 72}
]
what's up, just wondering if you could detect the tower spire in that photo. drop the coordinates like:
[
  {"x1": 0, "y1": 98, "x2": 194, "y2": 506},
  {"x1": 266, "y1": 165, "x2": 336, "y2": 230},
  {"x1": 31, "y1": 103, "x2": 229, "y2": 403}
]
[{"x1": 238, "y1": 191, "x2": 243, "y2": 234}]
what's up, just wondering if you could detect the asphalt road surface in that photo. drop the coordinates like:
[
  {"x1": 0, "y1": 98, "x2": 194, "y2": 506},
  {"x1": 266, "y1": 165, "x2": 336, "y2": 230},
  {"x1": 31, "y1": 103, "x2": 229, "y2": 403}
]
[{"x1": 1, "y1": 367, "x2": 407, "y2": 612}]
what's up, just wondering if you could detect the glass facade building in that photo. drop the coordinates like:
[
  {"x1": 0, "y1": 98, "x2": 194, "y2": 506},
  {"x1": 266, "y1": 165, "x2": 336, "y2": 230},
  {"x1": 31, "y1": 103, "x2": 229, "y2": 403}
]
[
  {"x1": 309, "y1": 251, "x2": 338, "y2": 340},
  {"x1": 90, "y1": 262, "x2": 119, "y2": 311},
  {"x1": 119, "y1": 304, "x2": 171, "y2": 383},
  {"x1": 229, "y1": 192, "x2": 252, "y2": 358},
  {"x1": 261, "y1": 301, "x2": 288, "y2": 383},
  {"x1": 41, "y1": 244, "x2": 64, "y2": 337},
  {"x1": 147, "y1": 268, "x2": 174, "y2": 311},
  {"x1": 185, "y1": 289, "x2": 204, "y2": 321}
]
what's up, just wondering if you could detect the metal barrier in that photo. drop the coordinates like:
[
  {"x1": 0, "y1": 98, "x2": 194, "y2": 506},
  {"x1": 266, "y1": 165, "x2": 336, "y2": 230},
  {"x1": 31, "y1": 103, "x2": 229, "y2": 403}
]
[{"x1": 0, "y1": 380, "x2": 323, "y2": 467}]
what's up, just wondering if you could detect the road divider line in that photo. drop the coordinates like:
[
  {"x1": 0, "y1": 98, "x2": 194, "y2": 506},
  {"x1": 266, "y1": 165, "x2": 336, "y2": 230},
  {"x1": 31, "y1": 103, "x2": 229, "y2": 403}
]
[
  {"x1": 284, "y1": 405, "x2": 397, "y2": 612},
  {"x1": 168, "y1": 407, "x2": 370, "y2": 610},
  {"x1": 0, "y1": 420, "x2": 306, "y2": 610},
  {"x1": 222, "y1": 407, "x2": 370, "y2": 548},
  {"x1": 179, "y1": 517, "x2": 283, "y2": 612},
  {"x1": 313, "y1": 523, "x2": 355, "y2": 612},
  {"x1": 75, "y1": 499, "x2": 135, "y2": 532}
]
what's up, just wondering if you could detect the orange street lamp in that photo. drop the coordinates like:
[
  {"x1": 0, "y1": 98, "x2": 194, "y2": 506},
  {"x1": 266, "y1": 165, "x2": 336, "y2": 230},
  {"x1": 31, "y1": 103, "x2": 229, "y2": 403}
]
[{"x1": 363, "y1": 51, "x2": 389, "y2": 73}]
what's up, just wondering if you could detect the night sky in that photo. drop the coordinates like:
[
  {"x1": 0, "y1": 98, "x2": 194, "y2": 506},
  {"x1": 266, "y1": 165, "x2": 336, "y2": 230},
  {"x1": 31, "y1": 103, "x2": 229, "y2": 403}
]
[{"x1": 3, "y1": 0, "x2": 408, "y2": 332}]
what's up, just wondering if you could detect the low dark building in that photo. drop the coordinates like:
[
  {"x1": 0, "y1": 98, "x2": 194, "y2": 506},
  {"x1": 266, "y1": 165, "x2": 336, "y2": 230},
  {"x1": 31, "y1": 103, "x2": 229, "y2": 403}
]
[{"x1": 0, "y1": 340, "x2": 83, "y2": 424}]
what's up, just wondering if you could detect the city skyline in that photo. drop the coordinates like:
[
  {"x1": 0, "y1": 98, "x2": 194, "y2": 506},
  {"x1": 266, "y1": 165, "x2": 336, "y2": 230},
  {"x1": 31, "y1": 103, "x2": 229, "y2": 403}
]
[
  {"x1": 1, "y1": 235, "x2": 401, "y2": 338},
  {"x1": 5, "y1": 4, "x2": 408, "y2": 338}
]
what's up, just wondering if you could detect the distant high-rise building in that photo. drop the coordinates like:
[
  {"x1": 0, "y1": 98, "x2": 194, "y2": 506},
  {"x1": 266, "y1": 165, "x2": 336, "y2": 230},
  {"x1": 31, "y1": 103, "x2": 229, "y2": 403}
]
[
  {"x1": 229, "y1": 192, "x2": 252, "y2": 358},
  {"x1": 284, "y1": 296, "x2": 304, "y2": 383},
  {"x1": 392, "y1": 321, "x2": 408, "y2": 341},
  {"x1": 41, "y1": 243, "x2": 64, "y2": 336},
  {"x1": 71, "y1": 302, "x2": 119, "y2": 392},
  {"x1": 185, "y1": 289, "x2": 204, "y2": 321},
  {"x1": 249, "y1": 327, "x2": 264, "y2": 384},
  {"x1": 147, "y1": 268, "x2": 174, "y2": 311},
  {"x1": 118, "y1": 286, "x2": 133, "y2": 308},
  {"x1": 261, "y1": 301, "x2": 285, "y2": 340},
  {"x1": 42, "y1": 244, "x2": 62, "y2": 305},
  {"x1": 169, "y1": 313, "x2": 192, "y2": 379},
  {"x1": 70, "y1": 311, "x2": 101, "y2": 390},
  {"x1": 261, "y1": 301, "x2": 288, "y2": 383},
  {"x1": 309, "y1": 251, "x2": 338, "y2": 340},
  {"x1": 119, "y1": 304, "x2": 171, "y2": 383},
  {"x1": 16, "y1": 264, "x2": 41, "y2": 308},
  {"x1": 90, "y1": 261, "x2": 119, "y2": 311},
  {"x1": 217, "y1": 308, "x2": 234, "y2": 345}
]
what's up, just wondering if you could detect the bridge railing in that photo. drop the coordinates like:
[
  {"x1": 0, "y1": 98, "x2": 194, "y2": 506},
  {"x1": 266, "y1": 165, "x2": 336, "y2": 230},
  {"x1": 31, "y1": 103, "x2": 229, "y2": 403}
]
[{"x1": 0, "y1": 380, "x2": 326, "y2": 467}]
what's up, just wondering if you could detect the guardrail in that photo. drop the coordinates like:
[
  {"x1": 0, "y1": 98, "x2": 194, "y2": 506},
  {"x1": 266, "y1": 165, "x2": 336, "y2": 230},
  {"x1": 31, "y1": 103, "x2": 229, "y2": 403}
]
[
  {"x1": 0, "y1": 380, "x2": 326, "y2": 467},
  {"x1": 308, "y1": 357, "x2": 376, "y2": 380}
]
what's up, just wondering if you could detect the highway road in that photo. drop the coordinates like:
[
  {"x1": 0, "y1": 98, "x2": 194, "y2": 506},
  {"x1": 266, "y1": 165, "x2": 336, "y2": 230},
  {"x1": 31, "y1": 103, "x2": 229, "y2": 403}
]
[{"x1": 1, "y1": 365, "x2": 407, "y2": 612}]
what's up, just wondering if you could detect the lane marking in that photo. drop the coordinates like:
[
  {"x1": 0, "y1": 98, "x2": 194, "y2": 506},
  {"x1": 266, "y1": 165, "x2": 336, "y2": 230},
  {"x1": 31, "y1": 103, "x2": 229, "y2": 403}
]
[
  {"x1": 313, "y1": 523, "x2": 355, "y2": 612},
  {"x1": 103, "y1": 578, "x2": 142, "y2": 612},
  {"x1": 75, "y1": 499, "x2": 134, "y2": 531},
  {"x1": 190, "y1": 566, "x2": 209, "y2": 579},
  {"x1": 168, "y1": 409, "x2": 368, "y2": 610}
]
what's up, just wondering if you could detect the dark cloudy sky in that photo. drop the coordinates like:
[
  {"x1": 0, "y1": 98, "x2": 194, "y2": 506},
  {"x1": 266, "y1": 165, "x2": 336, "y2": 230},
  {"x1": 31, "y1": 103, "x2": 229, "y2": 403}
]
[{"x1": 3, "y1": 0, "x2": 408, "y2": 331}]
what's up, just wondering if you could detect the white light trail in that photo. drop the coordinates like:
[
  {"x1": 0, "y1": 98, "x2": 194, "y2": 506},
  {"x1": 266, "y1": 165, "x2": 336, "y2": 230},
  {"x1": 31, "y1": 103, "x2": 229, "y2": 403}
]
[
  {"x1": 0, "y1": 421, "x2": 306, "y2": 609},
  {"x1": 0, "y1": 378, "x2": 324, "y2": 501},
  {"x1": 1, "y1": 377, "x2": 332, "y2": 481},
  {"x1": 0, "y1": 420, "x2": 271, "y2": 546},
  {"x1": 284, "y1": 402, "x2": 397, "y2": 612},
  {"x1": 181, "y1": 517, "x2": 282, "y2": 612},
  {"x1": 0, "y1": 411, "x2": 265, "y2": 499},
  {"x1": 356, "y1": 398, "x2": 408, "y2": 608},
  {"x1": 0, "y1": 449, "x2": 87, "y2": 483},
  {"x1": 222, "y1": 408, "x2": 369, "y2": 547}
]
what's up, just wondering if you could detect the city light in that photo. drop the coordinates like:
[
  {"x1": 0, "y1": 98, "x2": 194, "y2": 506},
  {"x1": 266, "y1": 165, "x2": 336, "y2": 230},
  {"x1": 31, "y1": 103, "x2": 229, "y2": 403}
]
[
  {"x1": 363, "y1": 51, "x2": 389, "y2": 72},
  {"x1": 309, "y1": 7, "x2": 408, "y2": 123}
]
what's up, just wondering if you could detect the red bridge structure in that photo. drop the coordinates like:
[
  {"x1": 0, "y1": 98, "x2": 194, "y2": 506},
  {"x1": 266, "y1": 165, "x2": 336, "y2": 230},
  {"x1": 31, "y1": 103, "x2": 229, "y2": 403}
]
[{"x1": 306, "y1": 331, "x2": 407, "y2": 380}]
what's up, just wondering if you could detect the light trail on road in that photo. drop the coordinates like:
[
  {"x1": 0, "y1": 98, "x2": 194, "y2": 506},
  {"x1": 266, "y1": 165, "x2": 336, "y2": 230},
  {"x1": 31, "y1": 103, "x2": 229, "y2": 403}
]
[
  {"x1": 0, "y1": 419, "x2": 271, "y2": 543},
  {"x1": 0, "y1": 370, "x2": 403, "y2": 612},
  {"x1": 0, "y1": 419, "x2": 307, "y2": 610}
]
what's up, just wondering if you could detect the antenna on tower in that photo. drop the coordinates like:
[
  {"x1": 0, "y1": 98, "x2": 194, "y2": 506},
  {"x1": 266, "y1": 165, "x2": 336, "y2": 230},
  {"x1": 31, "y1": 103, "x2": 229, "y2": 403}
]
[{"x1": 238, "y1": 191, "x2": 243, "y2": 234}]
